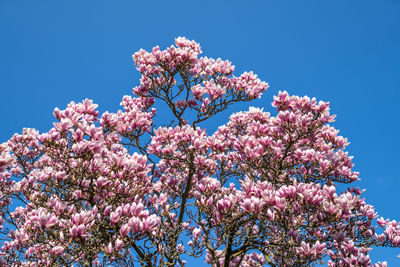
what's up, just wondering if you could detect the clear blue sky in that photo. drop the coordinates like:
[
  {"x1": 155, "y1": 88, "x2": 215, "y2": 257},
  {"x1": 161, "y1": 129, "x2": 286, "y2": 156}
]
[{"x1": 1, "y1": 0, "x2": 399, "y2": 265}]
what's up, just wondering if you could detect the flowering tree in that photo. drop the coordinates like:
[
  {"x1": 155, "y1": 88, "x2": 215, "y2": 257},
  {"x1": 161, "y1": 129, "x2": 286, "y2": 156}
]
[{"x1": 1, "y1": 37, "x2": 399, "y2": 267}]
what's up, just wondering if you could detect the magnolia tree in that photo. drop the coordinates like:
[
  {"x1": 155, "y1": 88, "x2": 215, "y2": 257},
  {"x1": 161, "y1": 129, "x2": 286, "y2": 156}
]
[{"x1": 1, "y1": 37, "x2": 399, "y2": 267}]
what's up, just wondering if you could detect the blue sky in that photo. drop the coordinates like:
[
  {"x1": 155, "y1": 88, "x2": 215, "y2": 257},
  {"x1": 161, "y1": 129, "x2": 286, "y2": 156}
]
[{"x1": 1, "y1": 0, "x2": 399, "y2": 265}]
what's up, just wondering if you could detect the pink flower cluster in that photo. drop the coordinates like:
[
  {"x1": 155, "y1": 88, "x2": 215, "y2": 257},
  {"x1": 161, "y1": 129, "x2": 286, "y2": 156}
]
[
  {"x1": 132, "y1": 37, "x2": 268, "y2": 124},
  {"x1": 209, "y1": 91, "x2": 359, "y2": 185},
  {"x1": 1, "y1": 98, "x2": 158, "y2": 265},
  {"x1": 0, "y1": 37, "x2": 399, "y2": 266},
  {"x1": 101, "y1": 95, "x2": 155, "y2": 136}
]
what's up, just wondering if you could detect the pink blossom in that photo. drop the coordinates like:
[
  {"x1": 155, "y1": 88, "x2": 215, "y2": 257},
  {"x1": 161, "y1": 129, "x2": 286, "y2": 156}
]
[{"x1": 192, "y1": 228, "x2": 201, "y2": 240}]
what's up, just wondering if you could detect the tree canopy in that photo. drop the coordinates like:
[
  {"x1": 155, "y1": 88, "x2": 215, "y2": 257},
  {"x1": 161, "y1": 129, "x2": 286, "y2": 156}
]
[{"x1": 0, "y1": 37, "x2": 399, "y2": 266}]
